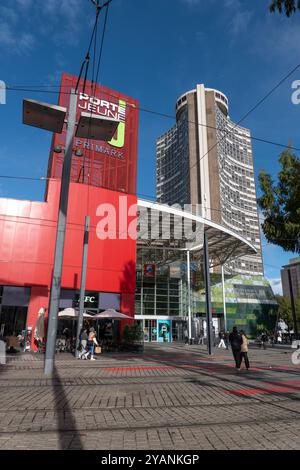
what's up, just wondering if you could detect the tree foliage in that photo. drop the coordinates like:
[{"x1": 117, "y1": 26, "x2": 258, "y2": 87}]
[
  {"x1": 275, "y1": 295, "x2": 300, "y2": 329},
  {"x1": 123, "y1": 323, "x2": 143, "y2": 343},
  {"x1": 269, "y1": 0, "x2": 300, "y2": 16},
  {"x1": 258, "y1": 149, "x2": 300, "y2": 253}
]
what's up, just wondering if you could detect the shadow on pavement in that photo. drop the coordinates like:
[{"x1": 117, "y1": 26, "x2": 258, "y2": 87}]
[
  {"x1": 134, "y1": 344, "x2": 300, "y2": 411},
  {"x1": 53, "y1": 365, "x2": 83, "y2": 450}
]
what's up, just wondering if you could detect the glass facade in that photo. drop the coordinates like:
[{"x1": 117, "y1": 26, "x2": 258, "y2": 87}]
[
  {"x1": 135, "y1": 250, "x2": 277, "y2": 340},
  {"x1": 135, "y1": 248, "x2": 191, "y2": 318}
]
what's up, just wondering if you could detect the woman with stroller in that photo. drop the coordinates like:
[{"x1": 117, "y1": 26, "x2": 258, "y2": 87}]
[{"x1": 78, "y1": 328, "x2": 88, "y2": 359}]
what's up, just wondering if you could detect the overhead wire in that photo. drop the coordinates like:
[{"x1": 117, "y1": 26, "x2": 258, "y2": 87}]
[
  {"x1": 5, "y1": 85, "x2": 300, "y2": 153},
  {"x1": 2, "y1": 12, "x2": 300, "y2": 252},
  {"x1": 0, "y1": 174, "x2": 298, "y2": 232}
]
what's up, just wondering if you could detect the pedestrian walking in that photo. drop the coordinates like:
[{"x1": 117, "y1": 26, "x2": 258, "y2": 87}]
[
  {"x1": 63, "y1": 326, "x2": 71, "y2": 351},
  {"x1": 229, "y1": 326, "x2": 242, "y2": 370},
  {"x1": 184, "y1": 327, "x2": 189, "y2": 345},
  {"x1": 240, "y1": 330, "x2": 250, "y2": 370},
  {"x1": 277, "y1": 331, "x2": 282, "y2": 344},
  {"x1": 212, "y1": 326, "x2": 216, "y2": 346},
  {"x1": 78, "y1": 327, "x2": 88, "y2": 359},
  {"x1": 198, "y1": 328, "x2": 204, "y2": 345},
  {"x1": 218, "y1": 331, "x2": 226, "y2": 349},
  {"x1": 84, "y1": 327, "x2": 98, "y2": 360},
  {"x1": 261, "y1": 331, "x2": 268, "y2": 350},
  {"x1": 225, "y1": 331, "x2": 229, "y2": 350}
]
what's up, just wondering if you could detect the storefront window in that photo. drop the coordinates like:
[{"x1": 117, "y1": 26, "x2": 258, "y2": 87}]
[{"x1": 0, "y1": 286, "x2": 30, "y2": 339}]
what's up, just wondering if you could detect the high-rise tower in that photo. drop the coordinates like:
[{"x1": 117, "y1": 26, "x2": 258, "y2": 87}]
[{"x1": 156, "y1": 84, "x2": 263, "y2": 275}]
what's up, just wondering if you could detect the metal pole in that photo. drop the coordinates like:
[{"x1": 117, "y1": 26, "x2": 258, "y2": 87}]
[
  {"x1": 44, "y1": 89, "x2": 78, "y2": 375},
  {"x1": 221, "y1": 265, "x2": 227, "y2": 331},
  {"x1": 203, "y1": 231, "x2": 213, "y2": 355},
  {"x1": 75, "y1": 216, "x2": 90, "y2": 357},
  {"x1": 287, "y1": 269, "x2": 299, "y2": 339},
  {"x1": 187, "y1": 250, "x2": 192, "y2": 344}
]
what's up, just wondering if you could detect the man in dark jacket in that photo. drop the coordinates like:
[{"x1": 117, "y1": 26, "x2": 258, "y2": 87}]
[{"x1": 229, "y1": 326, "x2": 242, "y2": 370}]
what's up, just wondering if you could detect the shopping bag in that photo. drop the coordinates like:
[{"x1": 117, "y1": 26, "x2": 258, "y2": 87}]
[{"x1": 95, "y1": 346, "x2": 101, "y2": 354}]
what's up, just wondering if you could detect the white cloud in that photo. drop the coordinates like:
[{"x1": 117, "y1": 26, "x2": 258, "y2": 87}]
[
  {"x1": 16, "y1": 0, "x2": 33, "y2": 8},
  {"x1": 0, "y1": 0, "x2": 87, "y2": 55},
  {"x1": 268, "y1": 277, "x2": 283, "y2": 295},
  {"x1": 258, "y1": 209, "x2": 265, "y2": 226},
  {"x1": 0, "y1": 6, "x2": 18, "y2": 24},
  {"x1": 223, "y1": 0, "x2": 253, "y2": 37},
  {"x1": 0, "y1": 20, "x2": 35, "y2": 53},
  {"x1": 231, "y1": 10, "x2": 253, "y2": 35}
]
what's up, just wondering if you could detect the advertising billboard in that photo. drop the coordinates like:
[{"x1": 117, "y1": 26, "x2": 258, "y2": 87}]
[
  {"x1": 47, "y1": 73, "x2": 139, "y2": 195},
  {"x1": 157, "y1": 320, "x2": 171, "y2": 343}
]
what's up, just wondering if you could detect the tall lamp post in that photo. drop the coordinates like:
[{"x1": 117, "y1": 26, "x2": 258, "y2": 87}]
[
  {"x1": 75, "y1": 215, "x2": 90, "y2": 357},
  {"x1": 203, "y1": 231, "x2": 214, "y2": 355},
  {"x1": 187, "y1": 250, "x2": 192, "y2": 344},
  {"x1": 221, "y1": 265, "x2": 227, "y2": 332},
  {"x1": 287, "y1": 269, "x2": 299, "y2": 340},
  {"x1": 23, "y1": 90, "x2": 120, "y2": 375}
]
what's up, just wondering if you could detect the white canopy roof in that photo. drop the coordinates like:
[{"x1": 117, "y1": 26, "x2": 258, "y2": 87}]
[{"x1": 137, "y1": 199, "x2": 257, "y2": 267}]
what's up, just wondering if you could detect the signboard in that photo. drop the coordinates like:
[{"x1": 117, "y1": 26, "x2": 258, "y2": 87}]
[
  {"x1": 73, "y1": 291, "x2": 99, "y2": 309},
  {"x1": 169, "y1": 264, "x2": 181, "y2": 279},
  {"x1": 48, "y1": 73, "x2": 139, "y2": 194},
  {"x1": 143, "y1": 263, "x2": 156, "y2": 277},
  {"x1": 157, "y1": 320, "x2": 171, "y2": 343}
]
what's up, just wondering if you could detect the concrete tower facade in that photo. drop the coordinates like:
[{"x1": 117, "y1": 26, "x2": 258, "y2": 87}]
[{"x1": 156, "y1": 84, "x2": 263, "y2": 276}]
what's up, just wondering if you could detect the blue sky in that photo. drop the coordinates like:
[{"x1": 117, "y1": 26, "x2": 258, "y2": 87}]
[{"x1": 1, "y1": 0, "x2": 300, "y2": 293}]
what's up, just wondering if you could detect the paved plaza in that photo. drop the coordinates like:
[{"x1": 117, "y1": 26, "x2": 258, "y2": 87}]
[{"x1": 0, "y1": 343, "x2": 299, "y2": 450}]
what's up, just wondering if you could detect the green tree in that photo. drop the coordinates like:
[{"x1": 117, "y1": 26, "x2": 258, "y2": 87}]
[
  {"x1": 123, "y1": 323, "x2": 143, "y2": 343},
  {"x1": 275, "y1": 295, "x2": 300, "y2": 330},
  {"x1": 258, "y1": 148, "x2": 300, "y2": 253},
  {"x1": 269, "y1": 0, "x2": 300, "y2": 16}
]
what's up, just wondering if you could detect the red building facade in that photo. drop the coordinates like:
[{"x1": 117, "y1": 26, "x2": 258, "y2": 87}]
[{"x1": 0, "y1": 74, "x2": 138, "y2": 349}]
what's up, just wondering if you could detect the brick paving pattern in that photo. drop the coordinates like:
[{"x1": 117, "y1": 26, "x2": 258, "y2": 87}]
[{"x1": 0, "y1": 343, "x2": 299, "y2": 449}]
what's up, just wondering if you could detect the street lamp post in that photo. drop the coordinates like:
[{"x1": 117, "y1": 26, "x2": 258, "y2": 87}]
[
  {"x1": 23, "y1": 88, "x2": 120, "y2": 376},
  {"x1": 203, "y1": 231, "x2": 214, "y2": 355},
  {"x1": 221, "y1": 265, "x2": 227, "y2": 332},
  {"x1": 287, "y1": 269, "x2": 299, "y2": 340},
  {"x1": 75, "y1": 215, "x2": 90, "y2": 357},
  {"x1": 44, "y1": 89, "x2": 78, "y2": 375},
  {"x1": 187, "y1": 250, "x2": 192, "y2": 344}
]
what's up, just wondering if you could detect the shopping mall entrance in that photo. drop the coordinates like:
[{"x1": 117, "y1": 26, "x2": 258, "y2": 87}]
[{"x1": 137, "y1": 318, "x2": 186, "y2": 343}]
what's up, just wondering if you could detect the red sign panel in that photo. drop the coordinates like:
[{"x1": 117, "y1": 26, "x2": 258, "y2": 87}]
[
  {"x1": 47, "y1": 73, "x2": 139, "y2": 195},
  {"x1": 144, "y1": 264, "x2": 156, "y2": 277}
]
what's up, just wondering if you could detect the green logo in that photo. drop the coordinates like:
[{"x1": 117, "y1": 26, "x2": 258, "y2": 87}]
[{"x1": 108, "y1": 99, "x2": 126, "y2": 148}]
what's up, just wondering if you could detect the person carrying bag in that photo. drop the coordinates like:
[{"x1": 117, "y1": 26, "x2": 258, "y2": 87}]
[
  {"x1": 240, "y1": 329, "x2": 250, "y2": 370},
  {"x1": 84, "y1": 327, "x2": 98, "y2": 361}
]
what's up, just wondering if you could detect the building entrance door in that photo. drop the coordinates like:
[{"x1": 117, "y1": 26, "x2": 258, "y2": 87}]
[{"x1": 143, "y1": 319, "x2": 157, "y2": 342}]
